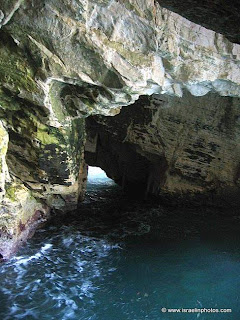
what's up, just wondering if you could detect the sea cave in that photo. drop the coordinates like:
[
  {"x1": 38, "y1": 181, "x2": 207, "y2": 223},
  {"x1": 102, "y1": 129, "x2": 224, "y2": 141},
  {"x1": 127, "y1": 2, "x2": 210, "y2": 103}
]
[{"x1": 0, "y1": 0, "x2": 240, "y2": 319}]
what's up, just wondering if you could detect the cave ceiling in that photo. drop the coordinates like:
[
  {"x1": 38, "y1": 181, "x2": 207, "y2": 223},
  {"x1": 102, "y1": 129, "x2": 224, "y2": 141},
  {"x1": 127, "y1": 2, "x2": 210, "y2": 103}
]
[{"x1": 157, "y1": 0, "x2": 240, "y2": 44}]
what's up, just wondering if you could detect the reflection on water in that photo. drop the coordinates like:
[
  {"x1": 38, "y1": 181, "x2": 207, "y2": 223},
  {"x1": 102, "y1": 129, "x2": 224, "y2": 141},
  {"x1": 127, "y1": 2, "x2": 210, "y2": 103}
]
[{"x1": 0, "y1": 167, "x2": 240, "y2": 319}]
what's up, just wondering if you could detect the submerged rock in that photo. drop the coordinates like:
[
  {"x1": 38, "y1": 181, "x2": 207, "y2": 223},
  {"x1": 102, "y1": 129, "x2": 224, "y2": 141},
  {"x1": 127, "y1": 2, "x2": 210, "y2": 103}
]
[{"x1": 0, "y1": 0, "x2": 240, "y2": 257}]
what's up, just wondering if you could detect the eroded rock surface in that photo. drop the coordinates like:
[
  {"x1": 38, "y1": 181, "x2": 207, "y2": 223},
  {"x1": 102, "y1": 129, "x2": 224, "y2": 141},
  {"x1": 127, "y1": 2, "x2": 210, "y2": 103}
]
[
  {"x1": 0, "y1": 0, "x2": 240, "y2": 257},
  {"x1": 86, "y1": 92, "x2": 240, "y2": 208},
  {"x1": 157, "y1": 0, "x2": 240, "y2": 45}
]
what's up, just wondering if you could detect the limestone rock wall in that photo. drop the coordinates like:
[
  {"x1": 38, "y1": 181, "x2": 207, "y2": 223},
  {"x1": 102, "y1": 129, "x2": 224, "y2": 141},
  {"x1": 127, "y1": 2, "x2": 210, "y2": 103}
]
[
  {"x1": 2, "y1": 0, "x2": 240, "y2": 105},
  {"x1": 0, "y1": 30, "x2": 87, "y2": 259},
  {"x1": 86, "y1": 92, "x2": 240, "y2": 208},
  {"x1": 156, "y1": 0, "x2": 240, "y2": 44}
]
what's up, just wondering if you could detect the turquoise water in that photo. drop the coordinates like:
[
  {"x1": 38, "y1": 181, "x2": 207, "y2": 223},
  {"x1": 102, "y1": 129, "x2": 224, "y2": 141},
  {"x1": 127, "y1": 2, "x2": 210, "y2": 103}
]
[{"x1": 0, "y1": 167, "x2": 240, "y2": 320}]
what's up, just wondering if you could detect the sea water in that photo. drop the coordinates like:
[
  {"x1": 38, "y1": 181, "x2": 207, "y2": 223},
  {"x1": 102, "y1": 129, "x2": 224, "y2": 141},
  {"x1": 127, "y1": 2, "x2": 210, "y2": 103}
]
[{"x1": 0, "y1": 167, "x2": 240, "y2": 320}]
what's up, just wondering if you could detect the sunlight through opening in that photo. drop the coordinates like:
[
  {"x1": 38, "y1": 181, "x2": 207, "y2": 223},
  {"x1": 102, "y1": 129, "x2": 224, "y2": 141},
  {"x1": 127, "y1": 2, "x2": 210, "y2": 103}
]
[{"x1": 87, "y1": 166, "x2": 115, "y2": 186}]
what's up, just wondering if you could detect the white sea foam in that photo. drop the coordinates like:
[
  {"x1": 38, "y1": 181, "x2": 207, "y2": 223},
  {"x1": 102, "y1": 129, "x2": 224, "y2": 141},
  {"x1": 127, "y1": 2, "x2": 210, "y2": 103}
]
[{"x1": 14, "y1": 243, "x2": 52, "y2": 266}]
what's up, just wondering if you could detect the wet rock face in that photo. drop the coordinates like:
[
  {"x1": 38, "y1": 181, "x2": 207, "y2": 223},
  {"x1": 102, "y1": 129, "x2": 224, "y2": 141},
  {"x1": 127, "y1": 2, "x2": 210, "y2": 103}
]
[
  {"x1": 0, "y1": 0, "x2": 240, "y2": 257},
  {"x1": 0, "y1": 70, "x2": 86, "y2": 258},
  {"x1": 86, "y1": 92, "x2": 240, "y2": 207}
]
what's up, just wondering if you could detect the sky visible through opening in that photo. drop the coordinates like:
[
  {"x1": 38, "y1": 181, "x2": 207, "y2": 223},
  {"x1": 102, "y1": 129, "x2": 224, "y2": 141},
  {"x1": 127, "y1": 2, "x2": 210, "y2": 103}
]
[
  {"x1": 88, "y1": 166, "x2": 109, "y2": 180},
  {"x1": 87, "y1": 166, "x2": 115, "y2": 187}
]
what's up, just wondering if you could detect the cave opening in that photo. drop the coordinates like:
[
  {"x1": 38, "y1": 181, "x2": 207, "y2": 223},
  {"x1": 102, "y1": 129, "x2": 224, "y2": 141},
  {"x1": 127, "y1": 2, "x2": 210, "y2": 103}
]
[
  {"x1": 84, "y1": 165, "x2": 120, "y2": 199},
  {"x1": 87, "y1": 166, "x2": 114, "y2": 185},
  {"x1": 84, "y1": 109, "x2": 154, "y2": 199}
]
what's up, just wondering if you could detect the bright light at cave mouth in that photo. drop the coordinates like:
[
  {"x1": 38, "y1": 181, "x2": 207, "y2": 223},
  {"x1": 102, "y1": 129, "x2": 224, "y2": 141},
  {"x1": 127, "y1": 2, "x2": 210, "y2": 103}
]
[{"x1": 87, "y1": 166, "x2": 113, "y2": 184}]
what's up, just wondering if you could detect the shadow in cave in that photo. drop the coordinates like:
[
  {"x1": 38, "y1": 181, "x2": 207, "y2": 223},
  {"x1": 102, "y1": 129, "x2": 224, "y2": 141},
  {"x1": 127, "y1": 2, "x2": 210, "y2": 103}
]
[
  {"x1": 52, "y1": 166, "x2": 240, "y2": 243},
  {"x1": 73, "y1": 165, "x2": 154, "y2": 239}
]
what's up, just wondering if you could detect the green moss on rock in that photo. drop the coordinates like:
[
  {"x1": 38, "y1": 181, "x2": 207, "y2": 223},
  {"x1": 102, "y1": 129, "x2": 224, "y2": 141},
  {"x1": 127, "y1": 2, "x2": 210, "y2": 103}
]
[
  {"x1": 36, "y1": 125, "x2": 59, "y2": 145},
  {"x1": 0, "y1": 32, "x2": 38, "y2": 94}
]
